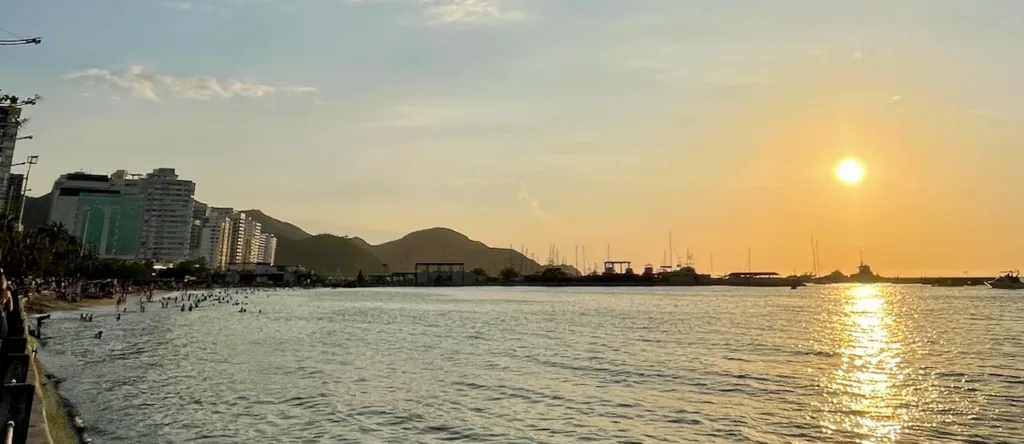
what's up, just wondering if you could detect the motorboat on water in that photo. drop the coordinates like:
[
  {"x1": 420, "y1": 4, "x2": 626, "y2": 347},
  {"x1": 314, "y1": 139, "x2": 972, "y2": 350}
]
[{"x1": 985, "y1": 271, "x2": 1024, "y2": 289}]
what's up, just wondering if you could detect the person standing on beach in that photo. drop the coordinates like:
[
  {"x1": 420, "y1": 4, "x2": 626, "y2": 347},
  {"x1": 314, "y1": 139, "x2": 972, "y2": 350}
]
[{"x1": 0, "y1": 271, "x2": 10, "y2": 347}]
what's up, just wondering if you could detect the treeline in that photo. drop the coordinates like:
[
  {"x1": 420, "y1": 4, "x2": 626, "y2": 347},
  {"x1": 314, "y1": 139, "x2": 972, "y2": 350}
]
[{"x1": 0, "y1": 220, "x2": 155, "y2": 282}]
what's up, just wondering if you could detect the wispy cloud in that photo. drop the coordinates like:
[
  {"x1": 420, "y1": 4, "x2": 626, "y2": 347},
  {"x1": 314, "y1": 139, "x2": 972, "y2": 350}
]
[
  {"x1": 347, "y1": 0, "x2": 521, "y2": 24},
  {"x1": 64, "y1": 65, "x2": 315, "y2": 102},
  {"x1": 516, "y1": 182, "x2": 547, "y2": 219}
]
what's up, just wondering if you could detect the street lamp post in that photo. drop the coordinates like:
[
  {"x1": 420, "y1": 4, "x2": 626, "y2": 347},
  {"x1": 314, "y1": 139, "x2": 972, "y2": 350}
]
[{"x1": 10, "y1": 155, "x2": 38, "y2": 231}]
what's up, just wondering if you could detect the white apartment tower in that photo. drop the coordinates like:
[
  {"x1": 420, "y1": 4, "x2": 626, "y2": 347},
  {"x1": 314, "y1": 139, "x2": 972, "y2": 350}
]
[
  {"x1": 224, "y1": 211, "x2": 248, "y2": 264},
  {"x1": 134, "y1": 168, "x2": 196, "y2": 263},
  {"x1": 261, "y1": 234, "x2": 277, "y2": 265},
  {"x1": 242, "y1": 218, "x2": 263, "y2": 263},
  {"x1": 196, "y1": 214, "x2": 231, "y2": 269}
]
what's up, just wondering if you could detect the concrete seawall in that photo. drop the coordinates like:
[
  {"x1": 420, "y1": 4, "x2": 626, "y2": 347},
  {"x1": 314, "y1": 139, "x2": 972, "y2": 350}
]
[{"x1": 19, "y1": 297, "x2": 78, "y2": 444}]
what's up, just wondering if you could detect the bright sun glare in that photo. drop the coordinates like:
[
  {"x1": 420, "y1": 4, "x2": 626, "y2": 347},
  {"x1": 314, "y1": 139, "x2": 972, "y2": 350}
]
[{"x1": 835, "y1": 158, "x2": 865, "y2": 185}]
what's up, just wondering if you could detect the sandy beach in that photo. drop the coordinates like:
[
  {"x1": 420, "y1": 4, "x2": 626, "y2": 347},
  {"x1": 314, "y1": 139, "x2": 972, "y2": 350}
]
[{"x1": 24, "y1": 290, "x2": 159, "y2": 314}]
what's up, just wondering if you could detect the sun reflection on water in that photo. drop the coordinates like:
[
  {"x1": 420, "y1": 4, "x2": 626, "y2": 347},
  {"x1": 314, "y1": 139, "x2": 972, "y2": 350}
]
[{"x1": 821, "y1": 285, "x2": 909, "y2": 443}]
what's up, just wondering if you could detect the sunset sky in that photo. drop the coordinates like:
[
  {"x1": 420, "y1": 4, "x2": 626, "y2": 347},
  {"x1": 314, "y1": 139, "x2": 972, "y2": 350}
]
[{"x1": 3, "y1": 0, "x2": 1023, "y2": 276}]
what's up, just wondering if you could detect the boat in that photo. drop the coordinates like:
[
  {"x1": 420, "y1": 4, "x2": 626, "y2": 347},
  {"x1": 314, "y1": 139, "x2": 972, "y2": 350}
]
[
  {"x1": 848, "y1": 261, "x2": 884, "y2": 283},
  {"x1": 718, "y1": 272, "x2": 806, "y2": 287},
  {"x1": 985, "y1": 271, "x2": 1024, "y2": 289}
]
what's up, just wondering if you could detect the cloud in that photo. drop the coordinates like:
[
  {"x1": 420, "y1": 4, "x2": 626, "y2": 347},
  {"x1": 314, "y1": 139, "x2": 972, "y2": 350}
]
[
  {"x1": 64, "y1": 65, "x2": 315, "y2": 102},
  {"x1": 516, "y1": 182, "x2": 547, "y2": 219},
  {"x1": 891, "y1": 95, "x2": 903, "y2": 101},
  {"x1": 347, "y1": 0, "x2": 521, "y2": 24}
]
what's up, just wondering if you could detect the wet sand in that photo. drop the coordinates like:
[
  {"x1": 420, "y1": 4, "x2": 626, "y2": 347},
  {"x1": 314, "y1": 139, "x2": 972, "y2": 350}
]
[{"x1": 24, "y1": 291, "x2": 157, "y2": 314}]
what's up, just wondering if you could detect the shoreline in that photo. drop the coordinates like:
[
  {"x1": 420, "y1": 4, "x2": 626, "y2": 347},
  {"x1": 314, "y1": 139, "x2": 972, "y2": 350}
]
[
  {"x1": 24, "y1": 290, "x2": 178, "y2": 314},
  {"x1": 24, "y1": 291, "x2": 121, "y2": 314},
  {"x1": 28, "y1": 336, "x2": 80, "y2": 444}
]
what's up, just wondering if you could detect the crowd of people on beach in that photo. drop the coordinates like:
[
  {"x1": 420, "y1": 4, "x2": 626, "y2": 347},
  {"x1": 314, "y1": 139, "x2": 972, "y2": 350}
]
[{"x1": 87, "y1": 286, "x2": 276, "y2": 339}]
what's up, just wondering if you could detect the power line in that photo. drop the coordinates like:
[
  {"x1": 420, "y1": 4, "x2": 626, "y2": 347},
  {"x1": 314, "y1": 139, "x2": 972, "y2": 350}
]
[{"x1": 0, "y1": 27, "x2": 24, "y2": 39}]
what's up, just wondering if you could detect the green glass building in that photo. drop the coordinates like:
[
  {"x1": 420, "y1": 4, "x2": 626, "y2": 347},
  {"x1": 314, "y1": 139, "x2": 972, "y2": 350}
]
[{"x1": 74, "y1": 192, "x2": 142, "y2": 258}]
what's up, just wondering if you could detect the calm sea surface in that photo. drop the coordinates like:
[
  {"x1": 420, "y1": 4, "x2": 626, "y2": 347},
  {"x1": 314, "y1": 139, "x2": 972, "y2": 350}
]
[{"x1": 38, "y1": 285, "x2": 1024, "y2": 443}]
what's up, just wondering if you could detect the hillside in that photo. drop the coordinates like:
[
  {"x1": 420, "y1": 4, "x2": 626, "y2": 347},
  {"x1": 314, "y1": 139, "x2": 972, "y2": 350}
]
[
  {"x1": 274, "y1": 234, "x2": 386, "y2": 278},
  {"x1": 22, "y1": 192, "x2": 51, "y2": 230},
  {"x1": 20, "y1": 193, "x2": 545, "y2": 278},
  {"x1": 240, "y1": 209, "x2": 311, "y2": 241},
  {"x1": 371, "y1": 227, "x2": 543, "y2": 277}
]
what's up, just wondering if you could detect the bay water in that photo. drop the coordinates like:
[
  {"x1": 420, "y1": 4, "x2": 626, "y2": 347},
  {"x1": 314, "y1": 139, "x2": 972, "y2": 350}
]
[{"x1": 38, "y1": 285, "x2": 1024, "y2": 443}]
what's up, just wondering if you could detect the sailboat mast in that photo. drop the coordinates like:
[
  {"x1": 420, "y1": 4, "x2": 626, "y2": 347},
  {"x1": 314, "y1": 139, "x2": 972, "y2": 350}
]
[
  {"x1": 669, "y1": 231, "x2": 674, "y2": 269},
  {"x1": 811, "y1": 237, "x2": 817, "y2": 277},
  {"x1": 816, "y1": 240, "x2": 821, "y2": 274}
]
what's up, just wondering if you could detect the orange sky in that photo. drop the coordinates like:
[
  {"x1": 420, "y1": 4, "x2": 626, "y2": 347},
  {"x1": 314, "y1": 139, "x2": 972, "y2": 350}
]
[{"x1": 10, "y1": 1, "x2": 1024, "y2": 276}]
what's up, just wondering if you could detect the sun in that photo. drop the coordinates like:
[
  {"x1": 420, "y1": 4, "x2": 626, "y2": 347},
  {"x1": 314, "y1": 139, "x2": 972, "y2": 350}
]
[{"x1": 835, "y1": 158, "x2": 865, "y2": 185}]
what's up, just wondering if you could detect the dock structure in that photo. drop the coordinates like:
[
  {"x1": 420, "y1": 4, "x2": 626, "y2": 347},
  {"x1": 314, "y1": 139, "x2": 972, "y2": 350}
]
[
  {"x1": 603, "y1": 261, "x2": 633, "y2": 275},
  {"x1": 415, "y1": 262, "x2": 466, "y2": 286}
]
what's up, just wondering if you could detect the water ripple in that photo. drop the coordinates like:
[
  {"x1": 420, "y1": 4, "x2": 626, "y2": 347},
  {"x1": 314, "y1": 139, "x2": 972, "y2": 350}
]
[{"x1": 37, "y1": 285, "x2": 1024, "y2": 443}]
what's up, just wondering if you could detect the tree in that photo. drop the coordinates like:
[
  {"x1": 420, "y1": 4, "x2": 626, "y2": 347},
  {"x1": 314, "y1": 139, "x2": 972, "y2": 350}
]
[
  {"x1": 470, "y1": 268, "x2": 489, "y2": 278},
  {"x1": 499, "y1": 267, "x2": 520, "y2": 281}
]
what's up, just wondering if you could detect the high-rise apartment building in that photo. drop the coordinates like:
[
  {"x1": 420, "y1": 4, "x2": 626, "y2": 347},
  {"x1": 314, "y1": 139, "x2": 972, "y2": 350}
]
[
  {"x1": 48, "y1": 168, "x2": 196, "y2": 262},
  {"x1": 193, "y1": 208, "x2": 276, "y2": 266},
  {"x1": 220, "y1": 210, "x2": 248, "y2": 265},
  {"x1": 134, "y1": 168, "x2": 195, "y2": 263},
  {"x1": 261, "y1": 233, "x2": 277, "y2": 265},
  {"x1": 3, "y1": 173, "x2": 25, "y2": 221},
  {"x1": 242, "y1": 217, "x2": 263, "y2": 263},
  {"x1": 0, "y1": 106, "x2": 22, "y2": 215},
  {"x1": 48, "y1": 172, "x2": 142, "y2": 258},
  {"x1": 196, "y1": 214, "x2": 231, "y2": 269}
]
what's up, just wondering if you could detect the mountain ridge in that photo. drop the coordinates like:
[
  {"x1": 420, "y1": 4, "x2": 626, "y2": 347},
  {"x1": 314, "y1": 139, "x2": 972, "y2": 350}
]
[{"x1": 22, "y1": 195, "x2": 551, "y2": 277}]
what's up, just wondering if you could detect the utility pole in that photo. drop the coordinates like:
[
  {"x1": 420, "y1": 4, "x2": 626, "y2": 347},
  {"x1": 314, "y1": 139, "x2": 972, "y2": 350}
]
[
  {"x1": 3, "y1": 28, "x2": 43, "y2": 229},
  {"x1": 12, "y1": 155, "x2": 38, "y2": 230}
]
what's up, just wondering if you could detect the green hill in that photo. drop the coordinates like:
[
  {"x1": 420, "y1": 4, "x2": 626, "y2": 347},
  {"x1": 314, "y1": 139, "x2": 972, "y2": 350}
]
[
  {"x1": 22, "y1": 192, "x2": 51, "y2": 230},
  {"x1": 371, "y1": 227, "x2": 541, "y2": 277},
  {"x1": 274, "y1": 234, "x2": 386, "y2": 278},
  {"x1": 240, "y1": 209, "x2": 311, "y2": 241},
  {"x1": 23, "y1": 195, "x2": 544, "y2": 278}
]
